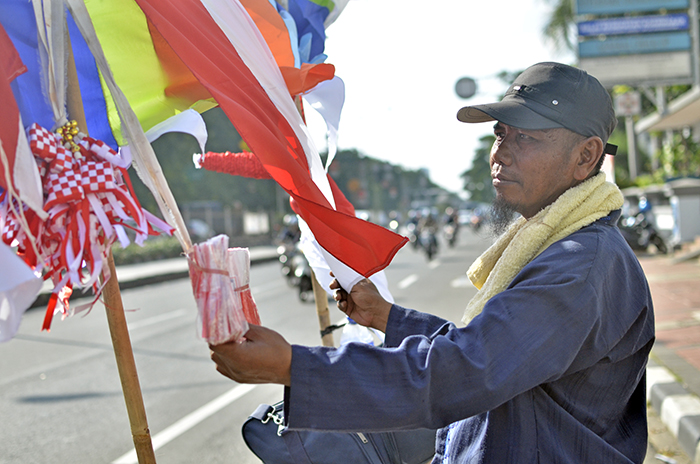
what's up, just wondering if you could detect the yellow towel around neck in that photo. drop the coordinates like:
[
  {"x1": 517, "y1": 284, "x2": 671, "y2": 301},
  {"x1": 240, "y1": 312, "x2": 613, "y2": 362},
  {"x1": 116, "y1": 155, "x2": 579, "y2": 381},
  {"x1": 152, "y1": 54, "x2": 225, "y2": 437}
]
[{"x1": 463, "y1": 173, "x2": 624, "y2": 325}]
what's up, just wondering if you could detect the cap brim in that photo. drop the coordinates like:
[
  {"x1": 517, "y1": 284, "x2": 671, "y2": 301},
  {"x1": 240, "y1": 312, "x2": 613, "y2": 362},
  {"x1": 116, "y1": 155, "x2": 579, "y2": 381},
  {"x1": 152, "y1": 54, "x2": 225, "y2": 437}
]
[{"x1": 457, "y1": 100, "x2": 564, "y2": 131}]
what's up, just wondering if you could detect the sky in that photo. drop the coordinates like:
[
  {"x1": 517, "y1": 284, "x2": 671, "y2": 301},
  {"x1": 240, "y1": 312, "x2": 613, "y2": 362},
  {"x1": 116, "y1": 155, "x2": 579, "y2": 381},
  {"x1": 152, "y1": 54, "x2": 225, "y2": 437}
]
[{"x1": 304, "y1": 0, "x2": 575, "y2": 197}]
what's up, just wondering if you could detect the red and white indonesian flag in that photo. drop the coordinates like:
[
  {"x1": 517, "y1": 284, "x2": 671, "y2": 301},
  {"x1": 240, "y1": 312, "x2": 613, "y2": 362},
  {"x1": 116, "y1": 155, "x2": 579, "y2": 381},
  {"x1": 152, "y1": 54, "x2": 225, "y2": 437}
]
[
  {"x1": 135, "y1": 0, "x2": 407, "y2": 291},
  {"x1": 0, "y1": 23, "x2": 44, "y2": 343},
  {"x1": 0, "y1": 22, "x2": 43, "y2": 216}
]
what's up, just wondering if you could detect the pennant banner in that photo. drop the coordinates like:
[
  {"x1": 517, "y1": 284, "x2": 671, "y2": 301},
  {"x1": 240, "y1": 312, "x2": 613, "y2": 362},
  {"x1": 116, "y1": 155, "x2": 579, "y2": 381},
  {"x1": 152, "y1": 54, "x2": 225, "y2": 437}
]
[{"x1": 135, "y1": 0, "x2": 407, "y2": 279}]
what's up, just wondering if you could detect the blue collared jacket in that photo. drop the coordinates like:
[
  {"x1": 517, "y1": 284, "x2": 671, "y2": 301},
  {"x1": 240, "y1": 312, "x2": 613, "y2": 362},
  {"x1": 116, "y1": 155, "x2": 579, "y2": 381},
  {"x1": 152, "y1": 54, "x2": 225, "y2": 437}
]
[{"x1": 286, "y1": 211, "x2": 655, "y2": 463}]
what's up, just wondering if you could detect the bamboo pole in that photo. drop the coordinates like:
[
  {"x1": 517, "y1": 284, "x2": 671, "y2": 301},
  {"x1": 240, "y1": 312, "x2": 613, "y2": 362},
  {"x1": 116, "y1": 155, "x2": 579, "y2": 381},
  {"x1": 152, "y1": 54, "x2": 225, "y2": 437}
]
[
  {"x1": 292, "y1": 95, "x2": 335, "y2": 347},
  {"x1": 66, "y1": 30, "x2": 157, "y2": 464},
  {"x1": 102, "y1": 252, "x2": 157, "y2": 464},
  {"x1": 311, "y1": 271, "x2": 334, "y2": 347}
]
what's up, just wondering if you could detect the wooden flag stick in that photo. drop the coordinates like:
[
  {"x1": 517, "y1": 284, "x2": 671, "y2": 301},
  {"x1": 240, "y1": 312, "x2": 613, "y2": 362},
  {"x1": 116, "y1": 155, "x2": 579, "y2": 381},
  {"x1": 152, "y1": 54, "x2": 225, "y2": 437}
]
[
  {"x1": 292, "y1": 95, "x2": 335, "y2": 347},
  {"x1": 66, "y1": 29, "x2": 156, "y2": 464},
  {"x1": 311, "y1": 271, "x2": 334, "y2": 347}
]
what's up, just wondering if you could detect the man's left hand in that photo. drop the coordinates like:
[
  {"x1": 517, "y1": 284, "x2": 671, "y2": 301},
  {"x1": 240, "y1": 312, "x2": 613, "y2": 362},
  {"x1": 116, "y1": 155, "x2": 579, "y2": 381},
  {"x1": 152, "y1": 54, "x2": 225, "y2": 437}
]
[{"x1": 209, "y1": 325, "x2": 292, "y2": 386}]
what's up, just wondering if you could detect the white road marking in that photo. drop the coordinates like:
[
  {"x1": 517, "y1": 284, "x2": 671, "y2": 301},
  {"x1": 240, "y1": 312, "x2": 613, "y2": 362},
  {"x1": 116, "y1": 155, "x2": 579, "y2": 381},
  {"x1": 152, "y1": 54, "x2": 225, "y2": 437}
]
[
  {"x1": 428, "y1": 260, "x2": 441, "y2": 269},
  {"x1": 397, "y1": 274, "x2": 419, "y2": 289},
  {"x1": 112, "y1": 384, "x2": 257, "y2": 464}
]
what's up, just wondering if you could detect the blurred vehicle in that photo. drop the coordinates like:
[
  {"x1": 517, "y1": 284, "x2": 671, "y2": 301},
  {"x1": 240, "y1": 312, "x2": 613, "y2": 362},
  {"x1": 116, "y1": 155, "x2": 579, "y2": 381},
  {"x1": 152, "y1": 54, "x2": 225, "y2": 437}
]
[
  {"x1": 187, "y1": 219, "x2": 214, "y2": 241},
  {"x1": 274, "y1": 215, "x2": 313, "y2": 301},
  {"x1": 418, "y1": 213, "x2": 439, "y2": 261},
  {"x1": 468, "y1": 205, "x2": 491, "y2": 231},
  {"x1": 618, "y1": 197, "x2": 668, "y2": 254},
  {"x1": 443, "y1": 207, "x2": 460, "y2": 248},
  {"x1": 405, "y1": 210, "x2": 422, "y2": 249},
  {"x1": 292, "y1": 250, "x2": 313, "y2": 303},
  {"x1": 419, "y1": 228, "x2": 439, "y2": 261}
]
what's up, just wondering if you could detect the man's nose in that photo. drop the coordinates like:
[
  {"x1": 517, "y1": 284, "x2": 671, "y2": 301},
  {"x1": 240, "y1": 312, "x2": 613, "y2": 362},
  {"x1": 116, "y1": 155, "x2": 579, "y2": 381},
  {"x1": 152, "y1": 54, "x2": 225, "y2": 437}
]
[{"x1": 491, "y1": 138, "x2": 513, "y2": 166}]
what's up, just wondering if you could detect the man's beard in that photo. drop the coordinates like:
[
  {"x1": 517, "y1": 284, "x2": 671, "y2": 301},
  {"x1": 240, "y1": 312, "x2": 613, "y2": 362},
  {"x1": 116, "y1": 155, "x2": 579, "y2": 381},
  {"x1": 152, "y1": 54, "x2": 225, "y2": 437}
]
[{"x1": 488, "y1": 196, "x2": 518, "y2": 237}]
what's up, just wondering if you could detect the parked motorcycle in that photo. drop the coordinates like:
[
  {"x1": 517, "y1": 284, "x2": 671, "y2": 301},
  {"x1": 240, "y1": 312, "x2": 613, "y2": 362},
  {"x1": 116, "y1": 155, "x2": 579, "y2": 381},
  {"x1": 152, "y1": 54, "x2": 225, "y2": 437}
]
[
  {"x1": 292, "y1": 250, "x2": 313, "y2": 303},
  {"x1": 618, "y1": 211, "x2": 668, "y2": 254}
]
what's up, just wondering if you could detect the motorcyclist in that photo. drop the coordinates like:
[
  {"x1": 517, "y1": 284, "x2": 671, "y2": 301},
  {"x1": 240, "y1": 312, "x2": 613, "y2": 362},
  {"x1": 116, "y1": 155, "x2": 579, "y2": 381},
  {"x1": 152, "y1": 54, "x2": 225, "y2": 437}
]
[{"x1": 443, "y1": 207, "x2": 460, "y2": 247}]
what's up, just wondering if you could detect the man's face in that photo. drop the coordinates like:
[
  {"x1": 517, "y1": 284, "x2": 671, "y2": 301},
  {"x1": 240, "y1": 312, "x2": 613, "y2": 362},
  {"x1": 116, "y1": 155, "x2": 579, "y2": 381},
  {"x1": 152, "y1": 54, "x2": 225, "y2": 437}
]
[{"x1": 490, "y1": 122, "x2": 583, "y2": 219}]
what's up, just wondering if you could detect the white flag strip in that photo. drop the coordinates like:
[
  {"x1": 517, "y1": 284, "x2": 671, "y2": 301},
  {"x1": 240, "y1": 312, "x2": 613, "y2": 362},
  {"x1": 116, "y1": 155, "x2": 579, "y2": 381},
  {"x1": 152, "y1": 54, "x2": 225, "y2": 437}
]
[
  {"x1": 11, "y1": 117, "x2": 44, "y2": 216},
  {"x1": 200, "y1": 0, "x2": 335, "y2": 209},
  {"x1": 298, "y1": 218, "x2": 395, "y2": 303},
  {"x1": 303, "y1": 76, "x2": 345, "y2": 170},
  {"x1": 201, "y1": 0, "x2": 395, "y2": 294},
  {"x1": 0, "y1": 242, "x2": 43, "y2": 343}
]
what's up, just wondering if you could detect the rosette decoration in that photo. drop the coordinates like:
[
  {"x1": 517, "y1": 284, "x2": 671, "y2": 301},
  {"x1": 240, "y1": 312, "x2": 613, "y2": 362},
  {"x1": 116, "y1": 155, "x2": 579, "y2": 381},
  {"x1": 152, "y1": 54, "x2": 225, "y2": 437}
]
[{"x1": 1, "y1": 121, "x2": 172, "y2": 331}]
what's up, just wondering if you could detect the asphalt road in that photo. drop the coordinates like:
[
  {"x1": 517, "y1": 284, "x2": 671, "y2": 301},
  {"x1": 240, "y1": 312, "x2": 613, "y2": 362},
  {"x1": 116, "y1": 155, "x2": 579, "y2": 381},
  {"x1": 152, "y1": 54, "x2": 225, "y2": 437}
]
[{"x1": 1, "y1": 228, "x2": 488, "y2": 463}]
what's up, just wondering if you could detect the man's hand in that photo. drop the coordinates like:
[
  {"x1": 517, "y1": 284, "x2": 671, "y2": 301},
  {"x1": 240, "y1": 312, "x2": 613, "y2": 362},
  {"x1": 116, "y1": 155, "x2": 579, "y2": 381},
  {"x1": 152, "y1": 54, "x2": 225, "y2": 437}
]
[
  {"x1": 209, "y1": 325, "x2": 292, "y2": 386},
  {"x1": 330, "y1": 278, "x2": 392, "y2": 332}
]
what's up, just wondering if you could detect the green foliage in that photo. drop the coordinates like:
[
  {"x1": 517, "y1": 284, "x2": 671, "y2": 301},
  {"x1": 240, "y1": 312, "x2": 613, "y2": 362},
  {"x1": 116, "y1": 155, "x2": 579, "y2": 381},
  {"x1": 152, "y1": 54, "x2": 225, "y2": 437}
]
[
  {"x1": 537, "y1": 0, "x2": 698, "y2": 189},
  {"x1": 328, "y1": 149, "x2": 440, "y2": 212},
  {"x1": 460, "y1": 135, "x2": 496, "y2": 203},
  {"x1": 111, "y1": 236, "x2": 183, "y2": 265},
  {"x1": 127, "y1": 107, "x2": 280, "y2": 215},
  {"x1": 542, "y1": 0, "x2": 576, "y2": 53},
  {"x1": 657, "y1": 131, "x2": 700, "y2": 179}
]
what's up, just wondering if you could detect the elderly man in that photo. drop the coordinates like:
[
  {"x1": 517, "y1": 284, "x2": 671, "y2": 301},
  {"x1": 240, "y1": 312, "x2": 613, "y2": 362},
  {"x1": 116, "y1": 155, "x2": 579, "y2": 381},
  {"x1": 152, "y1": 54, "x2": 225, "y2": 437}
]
[{"x1": 210, "y1": 62, "x2": 655, "y2": 463}]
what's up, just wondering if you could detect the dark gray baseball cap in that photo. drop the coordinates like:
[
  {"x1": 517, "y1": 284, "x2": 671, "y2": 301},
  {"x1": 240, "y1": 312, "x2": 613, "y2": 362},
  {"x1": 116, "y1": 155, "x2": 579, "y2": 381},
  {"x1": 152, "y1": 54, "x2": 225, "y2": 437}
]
[{"x1": 457, "y1": 62, "x2": 618, "y2": 154}]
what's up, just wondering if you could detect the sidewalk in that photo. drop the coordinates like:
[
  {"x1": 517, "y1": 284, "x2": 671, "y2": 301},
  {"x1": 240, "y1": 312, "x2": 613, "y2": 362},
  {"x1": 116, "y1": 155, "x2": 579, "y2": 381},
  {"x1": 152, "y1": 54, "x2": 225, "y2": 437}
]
[{"x1": 640, "y1": 245, "x2": 700, "y2": 463}]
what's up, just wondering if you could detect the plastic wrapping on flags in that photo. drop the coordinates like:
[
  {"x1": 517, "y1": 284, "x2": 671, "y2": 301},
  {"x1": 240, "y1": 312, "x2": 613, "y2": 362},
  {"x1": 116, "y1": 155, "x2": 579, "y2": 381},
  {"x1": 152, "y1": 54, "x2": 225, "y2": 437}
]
[{"x1": 187, "y1": 235, "x2": 261, "y2": 344}]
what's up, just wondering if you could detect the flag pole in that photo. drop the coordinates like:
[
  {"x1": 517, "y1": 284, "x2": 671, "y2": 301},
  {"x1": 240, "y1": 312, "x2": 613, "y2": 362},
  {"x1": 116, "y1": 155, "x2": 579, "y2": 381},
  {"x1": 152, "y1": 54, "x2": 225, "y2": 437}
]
[
  {"x1": 66, "y1": 31, "x2": 157, "y2": 464},
  {"x1": 311, "y1": 271, "x2": 334, "y2": 347}
]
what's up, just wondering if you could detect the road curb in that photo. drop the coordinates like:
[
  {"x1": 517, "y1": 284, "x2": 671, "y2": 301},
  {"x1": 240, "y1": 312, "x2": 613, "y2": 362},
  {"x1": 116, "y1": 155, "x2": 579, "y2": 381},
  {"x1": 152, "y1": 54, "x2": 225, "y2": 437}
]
[
  {"x1": 30, "y1": 247, "x2": 279, "y2": 309},
  {"x1": 648, "y1": 359, "x2": 700, "y2": 463}
]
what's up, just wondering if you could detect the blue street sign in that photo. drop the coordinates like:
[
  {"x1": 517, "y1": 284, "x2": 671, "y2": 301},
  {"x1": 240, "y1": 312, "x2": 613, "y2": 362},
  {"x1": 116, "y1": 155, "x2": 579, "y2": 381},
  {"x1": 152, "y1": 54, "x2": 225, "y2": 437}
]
[
  {"x1": 576, "y1": 0, "x2": 689, "y2": 16},
  {"x1": 578, "y1": 14, "x2": 688, "y2": 36},
  {"x1": 579, "y1": 31, "x2": 691, "y2": 58}
]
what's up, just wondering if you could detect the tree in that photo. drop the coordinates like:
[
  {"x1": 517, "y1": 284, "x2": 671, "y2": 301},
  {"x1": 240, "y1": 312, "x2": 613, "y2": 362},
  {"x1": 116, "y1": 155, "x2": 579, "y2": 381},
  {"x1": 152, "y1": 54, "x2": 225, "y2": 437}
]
[
  {"x1": 539, "y1": 1, "x2": 699, "y2": 184},
  {"x1": 542, "y1": 0, "x2": 576, "y2": 53},
  {"x1": 460, "y1": 135, "x2": 496, "y2": 203}
]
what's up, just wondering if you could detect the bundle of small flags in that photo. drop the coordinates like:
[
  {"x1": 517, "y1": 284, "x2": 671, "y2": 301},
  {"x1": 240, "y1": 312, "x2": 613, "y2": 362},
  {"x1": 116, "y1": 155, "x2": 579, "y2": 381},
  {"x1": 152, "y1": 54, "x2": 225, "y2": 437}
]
[{"x1": 187, "y1": 234, "x2": 261, "y2": 344}]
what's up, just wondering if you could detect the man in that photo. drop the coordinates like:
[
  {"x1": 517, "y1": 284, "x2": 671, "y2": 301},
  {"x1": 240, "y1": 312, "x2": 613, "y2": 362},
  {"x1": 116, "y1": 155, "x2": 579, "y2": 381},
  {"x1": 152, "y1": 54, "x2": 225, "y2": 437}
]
[{"x1": 210, "y1": 62, "x2": 655, "y2": 463}]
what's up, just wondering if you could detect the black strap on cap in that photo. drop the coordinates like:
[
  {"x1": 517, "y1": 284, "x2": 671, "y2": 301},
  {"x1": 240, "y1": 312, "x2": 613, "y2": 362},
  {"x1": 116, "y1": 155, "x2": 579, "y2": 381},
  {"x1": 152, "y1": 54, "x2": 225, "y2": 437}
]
[{"x1": 605, "y1": 143, "x2": 618, "y2": 156}]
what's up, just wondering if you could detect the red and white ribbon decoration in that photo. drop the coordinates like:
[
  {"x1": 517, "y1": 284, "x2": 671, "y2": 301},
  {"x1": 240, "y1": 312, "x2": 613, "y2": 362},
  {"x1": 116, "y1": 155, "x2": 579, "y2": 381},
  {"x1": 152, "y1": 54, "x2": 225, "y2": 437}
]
[{"x1": 1, "y1": 122, "x2": 173, "y2": 331}]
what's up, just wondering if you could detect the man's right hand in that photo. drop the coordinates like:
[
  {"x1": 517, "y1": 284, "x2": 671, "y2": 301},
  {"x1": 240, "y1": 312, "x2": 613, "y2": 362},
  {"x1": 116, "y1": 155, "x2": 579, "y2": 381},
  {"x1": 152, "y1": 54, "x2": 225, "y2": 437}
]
[{"x1": 330, "y1": 278, "x2": 392, "y2": 333}]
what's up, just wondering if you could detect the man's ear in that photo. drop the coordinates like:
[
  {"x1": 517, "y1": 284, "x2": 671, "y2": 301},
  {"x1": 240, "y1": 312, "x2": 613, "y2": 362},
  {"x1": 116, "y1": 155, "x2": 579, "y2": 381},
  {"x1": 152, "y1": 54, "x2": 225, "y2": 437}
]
[{"x1": 573, "y1": 137, "x2": 604, "y2": 181}]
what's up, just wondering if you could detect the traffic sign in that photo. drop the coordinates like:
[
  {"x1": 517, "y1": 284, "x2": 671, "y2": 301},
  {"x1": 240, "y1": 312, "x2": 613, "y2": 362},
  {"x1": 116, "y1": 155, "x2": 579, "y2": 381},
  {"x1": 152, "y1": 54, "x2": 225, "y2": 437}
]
[
  {"x1": 614, "y1": 92, "x2": 642, "y2": 116},
  {"x1": 578, "y1": 31, "x2": 690, "y2": 58},
  {"x1": 578, "y1": 14, "x2": 688, "y2": 37},
  {"x1": 580, "y1": 51, "x2": 692, "y2": 87},
  {"x1": 577, "y1": 0, "x2": 689, "y2": 16}
]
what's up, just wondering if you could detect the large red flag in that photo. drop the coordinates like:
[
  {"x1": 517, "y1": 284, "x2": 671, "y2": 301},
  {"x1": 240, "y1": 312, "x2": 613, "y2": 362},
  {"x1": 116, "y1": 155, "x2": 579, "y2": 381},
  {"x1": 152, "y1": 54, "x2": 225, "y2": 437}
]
[
  {"x1": 0, "y1": 21, "x2": 44, "y2": 214},
  {"x1": 0, "y1": 22, "x2": 25, "y2": 190},
  {"x1": 135, "y1": 0, "x2": 407, "y2": 278}
]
